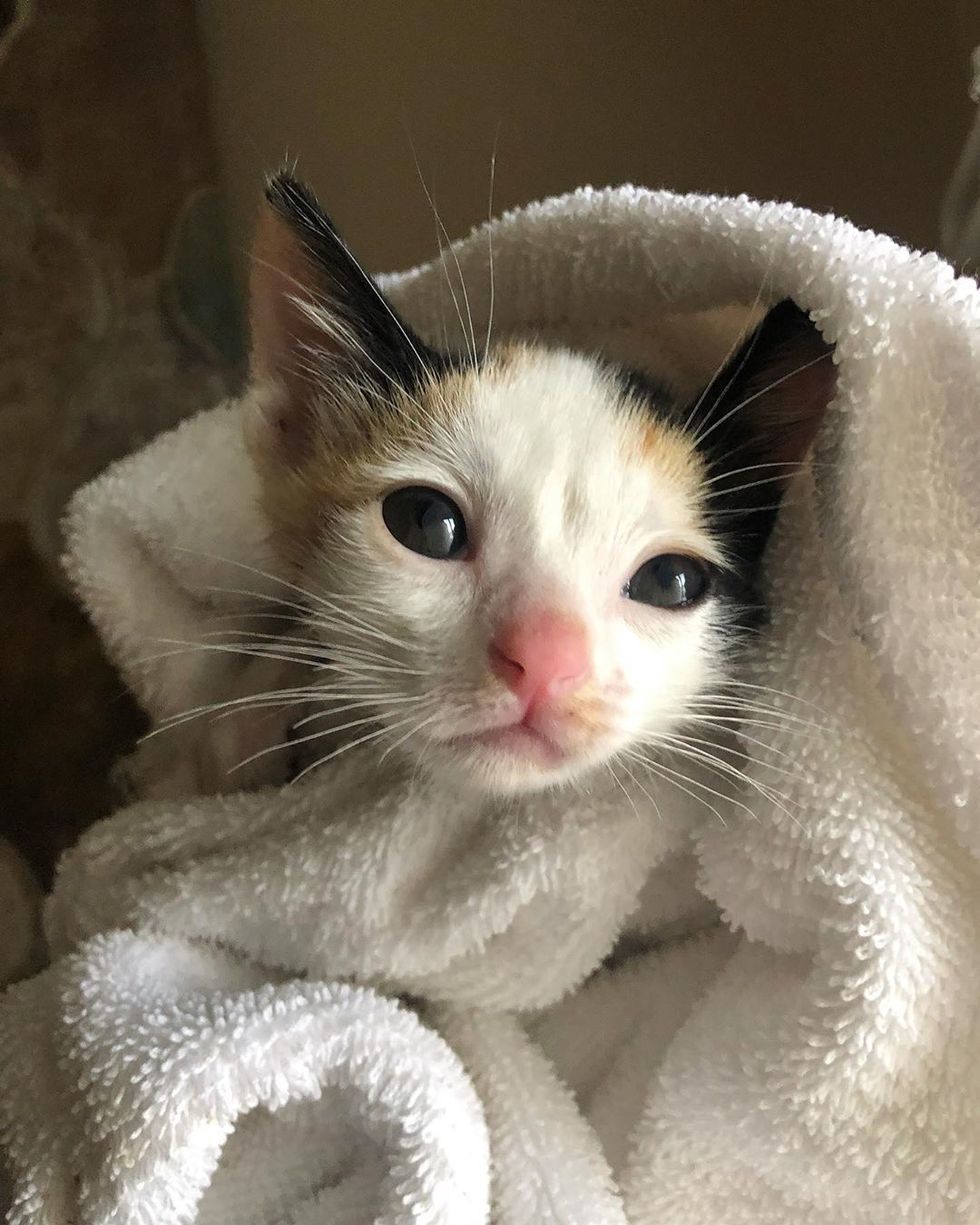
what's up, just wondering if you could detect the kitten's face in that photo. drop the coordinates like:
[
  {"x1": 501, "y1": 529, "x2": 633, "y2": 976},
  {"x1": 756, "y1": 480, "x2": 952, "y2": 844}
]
[
  {"x1": 287, "y1": 348, "x2": 727, "y2": 793},
  {"x1": 247, "y1": 175, "x2": 834, "y2": 796}
]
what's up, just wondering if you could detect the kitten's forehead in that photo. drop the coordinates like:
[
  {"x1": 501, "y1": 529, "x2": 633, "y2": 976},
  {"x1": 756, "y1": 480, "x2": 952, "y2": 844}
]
[
  {"x1": 405, "y1": 343, "x2": 711, "y2": 549},
  {"x1": 260, "y1": 340, "x2": 713, "y2": 566}
]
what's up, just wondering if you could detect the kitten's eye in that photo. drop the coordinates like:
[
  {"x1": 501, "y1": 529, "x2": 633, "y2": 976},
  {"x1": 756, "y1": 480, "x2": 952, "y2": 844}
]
[
  {"x1": 381, "y1": 486, "x2": 468, "y2": 559},
  {"x1": 624, "y1": 554, "x2": 710, "y2": 609}
]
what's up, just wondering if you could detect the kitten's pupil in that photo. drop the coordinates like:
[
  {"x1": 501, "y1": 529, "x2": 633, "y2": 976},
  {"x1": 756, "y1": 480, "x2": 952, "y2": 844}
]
[
  {"x1": 626, "y1": 554, "x2": 709, "y2": 609},
  {"x1": 382, "y1": 486, "x2": 468, "y2": 559}
]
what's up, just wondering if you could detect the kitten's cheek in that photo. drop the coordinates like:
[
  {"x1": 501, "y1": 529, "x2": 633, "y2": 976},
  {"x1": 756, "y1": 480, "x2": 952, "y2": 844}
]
[{"x1": 604, "y1": 699, "x2": 644, "y2": 746}]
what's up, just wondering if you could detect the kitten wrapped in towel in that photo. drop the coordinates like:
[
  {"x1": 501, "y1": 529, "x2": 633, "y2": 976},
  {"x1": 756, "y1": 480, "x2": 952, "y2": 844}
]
[
  {"x1": 0, "y1": 178, "x2": 835, "y2": 1225},
  {"x1": 27, "y1": 174, "x2": 972, "y2": 1225},
  {"x1": 129, "y1": 175, "x2": 833, "y2": 808}
]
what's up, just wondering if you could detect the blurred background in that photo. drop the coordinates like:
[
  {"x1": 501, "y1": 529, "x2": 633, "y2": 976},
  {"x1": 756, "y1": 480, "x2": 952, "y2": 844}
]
[
  {"x1": 198, "y1": 2, "x2": 979, "y2": 269},
  {"x1": 0, "y1": 0, "x2": 977, "y2": 974}
]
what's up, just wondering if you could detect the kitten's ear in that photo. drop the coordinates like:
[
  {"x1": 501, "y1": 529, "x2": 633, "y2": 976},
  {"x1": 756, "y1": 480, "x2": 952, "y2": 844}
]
[
  {"x1": 696, "y1": 299, "x2": 836, "y2": 484},
  {"x1": 248, "y1": 172, "x2": 431, "y2": 463}
]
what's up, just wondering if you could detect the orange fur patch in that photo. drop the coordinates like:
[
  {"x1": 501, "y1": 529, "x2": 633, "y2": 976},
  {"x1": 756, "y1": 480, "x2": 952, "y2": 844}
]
[
  {"x1": 249, "y1": 363, "x2": 477, "y2": 566},
  {"x1": 625, "y1": 412, "x2": 708, "y2": 524}
]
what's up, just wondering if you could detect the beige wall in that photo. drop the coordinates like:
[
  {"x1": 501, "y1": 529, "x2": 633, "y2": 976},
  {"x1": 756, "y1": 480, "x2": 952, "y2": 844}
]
[{"x1": 197, "y1": 2, "x2": 978, "y2": 277}]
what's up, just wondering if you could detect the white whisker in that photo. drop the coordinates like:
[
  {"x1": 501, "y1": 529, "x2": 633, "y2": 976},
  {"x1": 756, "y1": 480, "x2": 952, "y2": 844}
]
[
  {"x1": 604, "y1": 761, "x2": 640, "y2": 825},
  {"x1": 483, "y1": 130, "x2": 499, "y2": 363},
  {"x1": 656, "y1": 733, "x2": 802, "y2": 807},
  {"x1": 378, "y1": 709, "x2": 444, "y2": 764},
  {"x1": 681, "y1": 264, "x2": 773, "y2": 435},
  {"x1": 230, "y1": 702, "x2": 418, "y2": 775},
  {"x1": 693, "y1": 351, "x2": 833, "y2": 449},
  {"x1": 622, "y1": 748, "x2": 729, "y2": 829},
  {"x1": 409, "y1": 139, "x2": 478, "y2": 363},
  {"x1": 289, "y1": 711, "x2": 424, "y2": 786},
  {"x1": 616, "y1": 757, "x2": 663, "y2": 822}
]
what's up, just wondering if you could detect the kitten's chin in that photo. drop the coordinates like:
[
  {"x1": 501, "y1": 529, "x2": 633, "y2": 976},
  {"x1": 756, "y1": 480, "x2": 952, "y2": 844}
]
[{"x1": 420, "y1": 725, "x2": 615, "y2": 796}]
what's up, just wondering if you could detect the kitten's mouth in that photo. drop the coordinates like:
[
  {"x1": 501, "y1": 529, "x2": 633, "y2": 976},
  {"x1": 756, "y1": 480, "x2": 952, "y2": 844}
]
[{"x1": 446, "y1": 718, "x2": 568, "y2": 766}]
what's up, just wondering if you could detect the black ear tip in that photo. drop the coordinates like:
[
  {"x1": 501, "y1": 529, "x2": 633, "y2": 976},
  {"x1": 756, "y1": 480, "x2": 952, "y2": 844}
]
[
  {"x1": 766, "y1": 297, "x2": 808, "y2": 326},
  {"x1": 264, "y1": 169, "x2": 338, "y2": 241},
  {"x1": 265, "y1": 169, "x2": 310, "y2": 211},
  {"x1": 760, "y1": 298, "x2": 828, "y2": 346}
]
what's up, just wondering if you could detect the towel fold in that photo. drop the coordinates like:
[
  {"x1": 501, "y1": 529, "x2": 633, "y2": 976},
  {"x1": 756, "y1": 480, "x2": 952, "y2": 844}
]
[
  {"x1": 1, "y1": 183, "x2": 977, "y2": 1222},
  {"x1": 0, "y1": 930, "x2": 490, "y2": 1225}
]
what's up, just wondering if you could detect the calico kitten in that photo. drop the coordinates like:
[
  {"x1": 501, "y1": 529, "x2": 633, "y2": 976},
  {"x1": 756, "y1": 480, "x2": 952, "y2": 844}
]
[{"x1": 222, "y1": 173, "x2": 835, "y2": 800}]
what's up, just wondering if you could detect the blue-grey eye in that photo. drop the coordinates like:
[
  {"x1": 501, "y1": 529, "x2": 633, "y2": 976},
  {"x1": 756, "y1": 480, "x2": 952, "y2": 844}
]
[
  {"x1": 382, "y1": 486, "x2": 468, "y2": 559},
  {"x1": 625, "y1": 554, "x2": 710, "y2": 608}
]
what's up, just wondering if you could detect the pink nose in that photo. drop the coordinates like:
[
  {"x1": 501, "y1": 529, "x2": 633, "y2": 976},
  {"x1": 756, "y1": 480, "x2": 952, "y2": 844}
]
[{"x1": 489, "y1": 610, "x2": 590, "y2": 708}]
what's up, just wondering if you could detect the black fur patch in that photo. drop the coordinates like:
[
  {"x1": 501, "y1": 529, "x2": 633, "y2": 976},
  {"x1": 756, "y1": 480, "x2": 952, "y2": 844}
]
[
  {"x1": 265, "y1": 173, "x2": 469, "y2": 399},
  {"x1": 617, "y1": 301, "x2": 834, "y2": 632}
]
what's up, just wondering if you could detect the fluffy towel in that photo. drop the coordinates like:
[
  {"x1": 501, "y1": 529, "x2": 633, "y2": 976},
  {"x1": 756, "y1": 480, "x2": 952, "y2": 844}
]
[{"x1": 2, "y1": 184, "x2": 978, "y2": 1224}]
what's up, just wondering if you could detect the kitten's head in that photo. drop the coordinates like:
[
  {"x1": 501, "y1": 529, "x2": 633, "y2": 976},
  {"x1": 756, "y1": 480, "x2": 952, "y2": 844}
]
[{"x1": 247, "y1": 174, "x2": 835, "y2": 795}]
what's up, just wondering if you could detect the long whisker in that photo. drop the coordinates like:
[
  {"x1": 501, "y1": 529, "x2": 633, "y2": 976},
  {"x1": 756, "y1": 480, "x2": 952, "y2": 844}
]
[
  {"x1": 627, "y1": 745, "x2": 791, "y2": 829},
  {"x1": 291, "y1": 684, "x2": 446, "y2": 729},
  {"x1": 145, "y1": 639, "x2": 422, "y2": 731},
  {"x1": 191, "y1": 564, "x2": 422, "y2": 657},
  {"x1": 633, "y1": 745, "x2": 755, "y2": 814},
  {"x1": 201, "y1": 584, "x2": 313, "y2": 622},
  {"x1": 483, "y1": 129, "x2": 499, "y2": 363},
  {"x1": 146, "y1": 678, "x2": 401, "y2": 739},
  {"x1": 705, "y1": 725, "x2": 816, "y2": 747},
  {"x1": 143, "y1": 689, "x2": 322, "y2": 740},
  {"x1": 173, "y1": 546, "x2": 416, "y2": 653},
  {"x1": 687, "y1": 712, "x2": 823, "y2": 742},
  {"x1": 681, "y1": 715, "x2": 803, "y2": 754},
  {"x1": 693, "y1": 351, "x2": 834, "y2": 449},
  {"x1": 704, "y1": 471, "x2": 817, "y2": 500},
  {"x1": 230, "y1": 699, "x2": 422, "y2": 775},
  {"x1": 195, "y1": 631, "x2": 421, "y2": 671},
  {"x1": 650, "y1": 735, "x2": 805, "y2": 832},
  {"x1": 699, "y1": 678, "x2": 829, "y2": 716},
  {"x1": 622, "y1": 748, "x2": 729, "y2": 829},
  {"x1": 288, "y1": 710, "x2": 426, "y2": 786},
  {"x1": 706, "y1": 502, "x2": 785, "y2": 518},
  {"x1": 701, "y1": 460, "x2": 807, "y2": 487},
  {"x1": 142, "y1": 638, "x2": 330, "y2": 672},
  {"x1": 688, "y1": 679, "x2": 826, "y2": 713},
  {"x1": 184, "y1": 552, "x2": 430, "y2": 664},
  {"x1": 681, "y1": 264, "x2": 774, "y2": 435},
  {"x1": 408, "y1": 138, "x2": 475, "y2": 363},
  {"x1": 378, "y1": 709, "x2": 444, "y2": 764},
  {"x1": 198, "y1": 626, "x2": 424, "y2": 674},
  {"x1": 671, "y1": 700, "x2": 825, "y2": 737},
  {"x1": 676, "y1": 721, "x2": 798, "y2": 764},
  {"x1": 604, "y1": 761, "x2": 640, "y2": 825},
  {"x1": 655, "y1": 733, "x2": 802, "y2": 807},
  {"x1": 615, "y1": 756, "x2": 663, "y2": 821}
]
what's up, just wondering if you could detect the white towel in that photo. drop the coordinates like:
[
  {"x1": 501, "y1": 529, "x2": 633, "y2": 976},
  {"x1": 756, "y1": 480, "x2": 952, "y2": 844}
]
[
  {"x1": 0, "y1": 930, "x2": 491, "y2": 1225},
  {"x1": 1, "y1": 184, "x2": 977, "y2": 1224}
]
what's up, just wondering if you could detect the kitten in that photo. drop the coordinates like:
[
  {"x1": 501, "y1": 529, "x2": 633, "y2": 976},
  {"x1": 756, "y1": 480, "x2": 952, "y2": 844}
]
[
  {"x1": 121, "y1": 174, "x2": 831, "y2": 805},
  {"x1": 215, "y1": 172, "x2": 835, "y2": 802}
]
